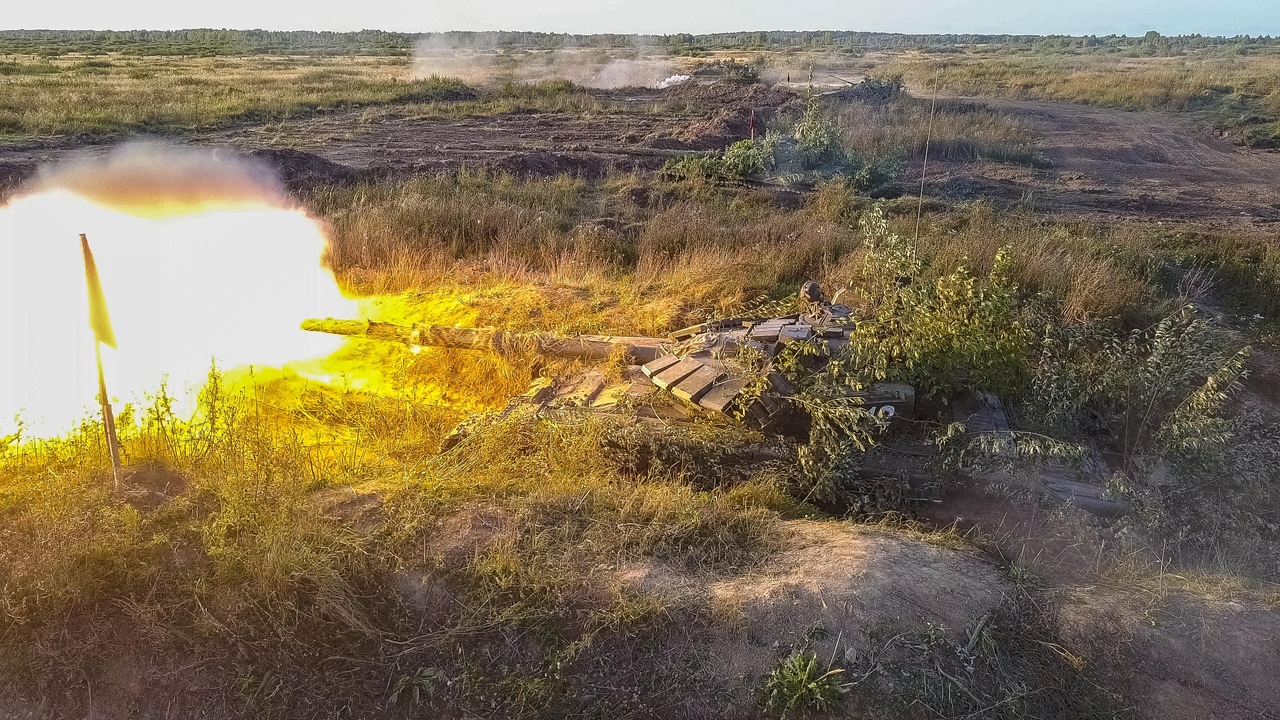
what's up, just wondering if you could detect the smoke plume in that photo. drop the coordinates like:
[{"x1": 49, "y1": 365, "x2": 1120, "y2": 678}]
[
  {"x1": 31, "y1": 142, "x2": 290, "y2": 217},
  {"x1": 413, "y1": 34, "x2": 684, "y2": 89}
]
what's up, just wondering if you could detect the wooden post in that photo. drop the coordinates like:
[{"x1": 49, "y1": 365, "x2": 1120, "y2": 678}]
[{"x1": 94, "y1": 339, "x2": 122, "y2": 487}]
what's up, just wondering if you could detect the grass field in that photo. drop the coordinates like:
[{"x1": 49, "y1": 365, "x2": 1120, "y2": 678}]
[
  {"x1": 5, "y1": 164, "x2": 1278, "y2": 715},
  {"x1": 5, "y1": 172, "x2": 1274, "y2": 712},
  {"x1": 2, "y1": 31, "x2": 1280, "y2": 720},
  {"x1": 873, "y1": 46, "x2": 1280, "y2": 146},
  {"x1": 4, "y1": 39, "x2": 1279, "y2": 144},
  {"x1": 0, "y1": 54, "x2": 478, "y2": 137}
]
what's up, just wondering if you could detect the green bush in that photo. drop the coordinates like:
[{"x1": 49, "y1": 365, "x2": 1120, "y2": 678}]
[
  {"x1": 722, "y1": 139, "x2": 772, "y2": 178},
  {"x1": 763, "y1": 208, "x2": 1033, "y2": 511},
  {"x1": 1023, "y1": 305, "x2": 1275, "y2": 558},
  {"x1": 760, "y1": 650, "x2": 847, "y2": 717},
  {"x1": 794, "y1": 96, "x2": 845, "y2": 167},
  {"x1": 662, "y1": 154, "x2": 725, "y2": 180},
  {"x1": 837, "y1": 209, "x2": 1033, "y2": 399}
]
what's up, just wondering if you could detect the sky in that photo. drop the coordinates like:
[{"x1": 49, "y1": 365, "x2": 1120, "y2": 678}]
[{"x1": 3, "y1": 0, "x2": 1276, "y2": 37}]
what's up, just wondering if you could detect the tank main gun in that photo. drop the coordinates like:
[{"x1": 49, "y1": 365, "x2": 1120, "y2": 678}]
[{"x1": 300, "y1": 317, "x2": 666, "y2": 364}]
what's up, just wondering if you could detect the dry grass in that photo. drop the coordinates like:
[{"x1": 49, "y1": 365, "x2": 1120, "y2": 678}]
[
  {"x1": 3, "y1": 167, "x2": 1278, "y2": 714},
  {"x1": 3, "y1": 43, "x2": 1280, "y2": 711},
  {"x1": 313, "y1": 172, "x2": 1243, "y2": 335},
  {"x1": 0, "y1": 54, "x2": 484, "y2": 137},
  {"x1": 869, "y1": 47, "x2": 1280, "y2": 146},
  {"x1": 0, "y1": 53, "x2": 668, "y2": 139},
  {"x1": 877, "y1": 48, "x2": 1280, "y2": 111},
  {"x1": 0, "y1": 362, "x2": 788, "y2": 714},
  {"x1": 834, "y1": 95, "x2": 1046, "y2": 167}
]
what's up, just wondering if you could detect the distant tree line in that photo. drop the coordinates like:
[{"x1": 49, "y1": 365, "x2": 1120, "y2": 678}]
[
  {"x1": 0, "y1": 29, "x2": 417, "y2": 56},
  {"x1": 0, "y1": 28, "x2": 1276, "y2": 57}
]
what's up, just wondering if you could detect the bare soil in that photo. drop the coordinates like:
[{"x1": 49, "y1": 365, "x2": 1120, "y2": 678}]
[
  {"x1": 921, "y1": 488, "x2": 1280, "y2": 720},
  {"x1": 4, "y1": 86, "x2": 1279, "y2": 227},
  {"x1": 919, "y1": 96, "x2": 1280, "y2": 222},
  {"x1": 0, "y1": 83, "x2": 801, "y2": 194}
]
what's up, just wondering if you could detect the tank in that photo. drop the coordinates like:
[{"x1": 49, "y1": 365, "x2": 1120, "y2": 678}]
[
  {"x1": 302, "y1": 283, "x2": 1126, "y2": 517},
  {"x1": 301, "y1": 281, "x2": 915, "y2": 440}
]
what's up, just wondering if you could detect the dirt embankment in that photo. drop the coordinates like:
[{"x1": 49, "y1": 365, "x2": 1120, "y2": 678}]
[
  {"x1": 14, "y1": 505, "x2": 1276, "y2": 720},
  {"x1": 0, "y1": 83, "x2": 801, "y2": 195}
]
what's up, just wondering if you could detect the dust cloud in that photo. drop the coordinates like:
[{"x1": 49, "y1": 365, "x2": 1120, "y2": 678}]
[
  {"x1": 412, "y1": 34, "x2": 686, "y2": 89},
  {"x1": 29, "y1": 142, "x2": 290, "y2": 217}
]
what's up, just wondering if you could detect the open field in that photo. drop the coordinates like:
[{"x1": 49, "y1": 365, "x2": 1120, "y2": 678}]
[
  {"x1": 878, "y1": 47, "x2": 1280, "y2": 147},
  {"x1": 2, "y1": 30, "x2": 1280, "y2": 720},
  {"x1": 0, "y1": 54, "x2": 466, "y2": 137}
]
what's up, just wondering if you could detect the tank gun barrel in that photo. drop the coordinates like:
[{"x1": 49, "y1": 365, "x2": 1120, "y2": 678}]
[{"x1": 301, "y1": 318, "x2": 664, "y2": 363}]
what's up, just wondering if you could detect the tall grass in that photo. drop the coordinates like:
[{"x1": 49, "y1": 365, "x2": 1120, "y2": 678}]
[
  {"x1": 833, "y1": 96, "x2": 1047, "y2": 167},
  {"x1": 0, "y1": 364, "x2": 786, "y2": 714},
  {"x1": 310, "y1": 172, "x2": 1254, "y2": 333},
  {"x1": 880, "y1": 49, "x2": 1280, "y2": 111}
]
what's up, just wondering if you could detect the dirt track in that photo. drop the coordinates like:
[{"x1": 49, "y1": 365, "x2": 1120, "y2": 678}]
[
  {"x1": 3, "y1": 86, "x2": 1280, "y2": 225},
  {"x1": 0, "y1": 83, "x2": 799, "y2": 193},
  {"x1": 207, "y1": 108, "x2": 686, "y2": 179},
  {"x1": 923, "y1": 96, "x2": 1280, "y2": 222}
]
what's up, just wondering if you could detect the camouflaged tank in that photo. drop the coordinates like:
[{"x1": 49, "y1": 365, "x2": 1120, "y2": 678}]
[
  {"x1": 302, "y1": 281, "x2": 1126, "y2": 517},
  {"x1": 301, "y1": 281, "x2": 915, "y2": 440}
]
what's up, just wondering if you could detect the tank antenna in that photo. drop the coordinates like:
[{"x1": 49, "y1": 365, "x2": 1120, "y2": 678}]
[{"x1": 913, "y1": 64, "x2": 941, "y2": 264}]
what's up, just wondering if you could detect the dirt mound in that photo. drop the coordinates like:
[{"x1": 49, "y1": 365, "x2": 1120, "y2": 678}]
[
  {"x1": 713, "y1": 522, "x2": 1000, "y2": 643},
  {"x1": 646, "y1": 107, "x2": 755, "y2": 150},
  {"x1": 247, "y1": 148, "x2": 357, "y2": 191},
  {"x1": 826, "y1": 80, "x2": 903, "y2": 104},
  {"x1": 490, "y1": 151, "x2": 608, "y2": 178},
  {"x1": 1061, "y1": 589, "x2": 1280, "y2": 720},
  {"x1": 620, "y1": 520, "x2": 1006, "y2": 702},
  {"x1": 663, "y1": 81, "x2": 799, "y2": 111},
  {"x1": 644, "y1": 83, "x2": 801, "y2": 150}
]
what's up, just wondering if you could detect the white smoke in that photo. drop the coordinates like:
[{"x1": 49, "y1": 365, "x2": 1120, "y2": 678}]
[
  {"x1": 30, "y1": 141, "x2": 289, "y2": 215},
  {"x1": 413, "y1": 34, "x2": 686, "y2": 89}
]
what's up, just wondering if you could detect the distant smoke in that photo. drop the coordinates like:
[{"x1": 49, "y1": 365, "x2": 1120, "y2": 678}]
[
  {"x1": 657, "y1": 74, "x2": 691, "y2": 89},
  {"x1": 413, "y1": 34, "x2": 684, "y2": 89},
  {"x1": 30, "y1": 142, "x2": 289, "y2": 217}
]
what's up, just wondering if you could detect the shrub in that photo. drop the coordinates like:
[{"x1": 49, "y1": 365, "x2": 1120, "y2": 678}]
[
  {"x1": 393, "y1": 74, "x2": 477, "y2": 102},
  {"x1": 760, "y1": 650, "x2": 847, "y2": 717},
  {"x1": 1022, "y1": 305, "x2": 1277, "y2": 559},
  {"x1": 722, "y1": 138, "x2": 772, "y2": 178},
  {"x1": 662, "y1": 153, "x2": 726, "y2": 180},
  {"x1": 837, "y1": 209, "x2": 1033, "y2": 399},
  {"x1": 794, "y1": 96, "x2": 845, "y2": 167},
  {"x1": 760, "y1": 209, "x2": 1033, "y2": 512}
]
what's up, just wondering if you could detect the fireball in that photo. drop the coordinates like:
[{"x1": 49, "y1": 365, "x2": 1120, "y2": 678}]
[{"x1": 0, "y1": 144, "x2": 358, "y2": 438}]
